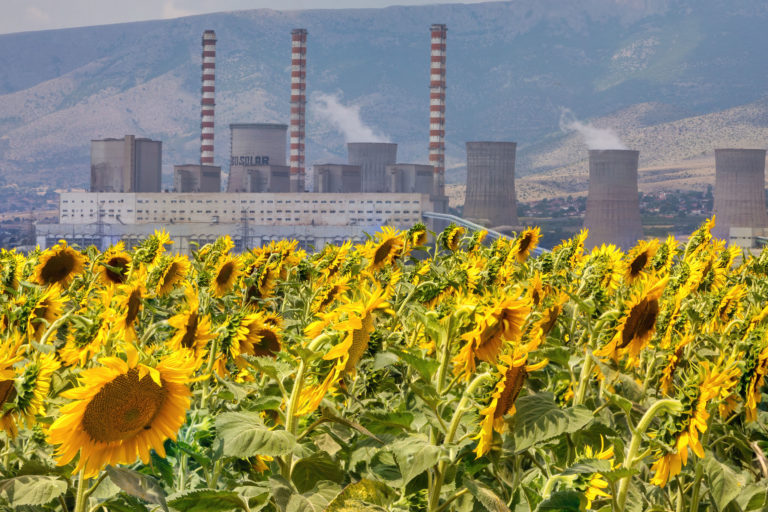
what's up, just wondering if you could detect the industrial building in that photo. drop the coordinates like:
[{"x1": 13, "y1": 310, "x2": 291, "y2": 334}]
[
  {"x1": 386, "y1": 164, "x2": 433, "y2": 194},
  {"x1": 173, "y1": 165, "x2": 221, "y2": 192},
  {"x1": 348, "y1": 142, "x2": 398, "y2": 193},
  {"x1": 90, "y1": 135, "x2": 162, "y2": 193},
  {"x1": 313, "y1": 164, "x2": 362, "y2": 193},
  {"x1": 463, "y1": 142, "x2": 518, "y2": 227},
  {"x1": 712, "y1": 148, "x2": 768, "y2": 240},
  {"x1": 583, "y1": 149, "x2": 643, "y2": 250},
  {"x1": 228, "y1": 123, "x2": 289, "y2": 192},
  {"x1": 290, "y1": 29, "x2": 308, "y2": 192}
]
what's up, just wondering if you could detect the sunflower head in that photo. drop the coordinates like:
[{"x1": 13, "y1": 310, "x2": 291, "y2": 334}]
[
  {"x1": 362, "y1": 226, "x2": 405, "y2": 272},
  {"x1": 133, "y1": 229, "x2": 172, "y2": 265},
  {"x1": 512, "y1": 227, "x2": 541, "y2": 263},
  {"x1": 151, "y1": 254, "x2": 190, "y2": 297},
  {"x1": 441, "y1": 224, "x2": 466, "y2": 252},
  {"x1": 211, "y1": 256, "x2": 242, "y2": 297},
  {"x1": 624, "y1": 239, "x2": 659, "y2": 284},
  {"x1": 33, "y1": 241, "x2": 87, "y2": 288},
  {"x1": 98, "y1": 243, "x2": 132, "y2": 286},
  {"x1": 26, "y1": 285, "x2": 66, "y2": 340},
  {"x1": 408, "y1": 223, "x2": 429, "y2": 247}
]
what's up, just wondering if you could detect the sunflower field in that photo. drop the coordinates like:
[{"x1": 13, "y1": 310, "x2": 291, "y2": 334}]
[{"x1": 0, "y1": 219, "x2": 767, "y2": 512}]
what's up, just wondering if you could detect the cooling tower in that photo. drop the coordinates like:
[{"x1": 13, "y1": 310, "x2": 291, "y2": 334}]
[
  {"x1": 712, "y1": 149, "x2": 768, "y2": 240},
  {"x1": 464, "y1": 142, "x2": 518, "y2": 227},
  {"x1": 228, "y1": 123, "x2": 287, "y2": 192},
  {"x1": 290, "y1": 29, "x2": 307, "y2": 192},
  {"x1": 583, "y1": 149, "x2": 643, "y2": 250},
  {"x1": 347, "y1": 142, "x2": 397, "y2": 193},
  {"x1": 200, "y1": 30, "x2": 216, "y2": 166}
]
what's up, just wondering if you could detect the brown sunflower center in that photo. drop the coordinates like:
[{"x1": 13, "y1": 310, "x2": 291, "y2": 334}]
[
  {"x1": 495, "y1": 365, "x2": 527, "y2": 418},
  {"x1": 373, "y1": 239, "x2": 396, "y2": 266},
  {"x1": 40, "y1": 252, "x2": 76, "y2": 284},
  {"x1": 125, "y1": 289, "x2": 142, "y2": 325},
  {"x1": 180, "y1": 312, "x2": 199, "y2": 349},
  {"x1": 0, "y1": 379, "x2": 17, "y2": 407},
  {"x1": 619, "y1": 298, "x2": 660, "y2": 348},
  {"x1": 253, "y1": 328, "x2": 281, "y2": 357},
  {"x1": 517, "y1": 234, "x2": 532, "y2": 254},
  {"x1": 531, "y1": 288, "x2": 541, "y2": 307},
  {"x1": 216, "y1": 262, "x2": 236, "y2": 287},
  {"x1": 82, "y1": 369, "x2": 167, "y2": 443},
  {"x1": 105, "y1": 256, "x2": 130, "y2": 284},
  {"x1": 630, "y1": 253, "x2": 648, "y2": 276}
]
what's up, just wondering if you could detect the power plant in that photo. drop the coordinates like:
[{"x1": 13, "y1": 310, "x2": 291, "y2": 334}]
[
  {"x1": 348, "y1": 142, "x2": 398, "y2": 193},
  {"x1": 200, "y1": 30, "x2": 216, "y2": 166},
  {"x1": 583, "y1": 149, "x2": 644, "y2": 250},
  {"x1": 429, "y1": 24, "x2": 447, "y2": 198},
  {"x1": 712, "y1": 149, "x2": 768, "y2": 240},
  {"x1": 463, "y1": 142, "x2": 518, "y2": 228}
]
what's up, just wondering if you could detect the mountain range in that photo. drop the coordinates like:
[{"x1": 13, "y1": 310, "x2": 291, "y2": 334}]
[{"x1": 1, "y1": 0, "x2": 768, "y2": 203}]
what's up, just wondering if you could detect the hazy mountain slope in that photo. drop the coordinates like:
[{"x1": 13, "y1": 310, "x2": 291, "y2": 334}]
[{"x1": 1, "y1": 0, "x2": 768, "y2": 193}]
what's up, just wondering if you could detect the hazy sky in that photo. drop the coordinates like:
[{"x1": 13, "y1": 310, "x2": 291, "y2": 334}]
[{"x1": 0, "y1": 0, "x2": 484, "y2": 35}]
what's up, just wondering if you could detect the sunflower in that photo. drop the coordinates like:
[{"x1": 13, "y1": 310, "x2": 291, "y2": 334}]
[
  {"x1": 468, "y1": 229, "x2": 488, "y2": 252},
  {"x1": 26, "y1": 285, "x2": 66, "y2": 340},
  {"x1": 239, "y1": 312, "x2": 283, "y2": 360},
  {"x1": 98, "y1": 243, "x2": 132, "y2": 286},
  {"x1": 1, "y1": 353, "x2": 60, "y2": 437},
  {"x1": 511, "y1": 227, "x2": 541, "y2": 263},
  {"x1": 58, "y1": 302, "x2": 112, "y2": 367},
  {"x1": 133, "y1": 229, "x2": 172, "y2": 265},
  {"x1": 33, "y1": 240, "x2": 87, "y2": 288},
  {"x1": 48, "y1": 346, "x2": 195, "y2": 478},
  {"x1": 361, "y1": 226, "x2": 405, "y2": 272},
  {"x1": 167, "y1": 287, "x2": 215, "y2": 360},
  {"x1": 551, "y1": 230, "x2": 589, "y2": 270},
  {"x1": 743, "y1": 341, "x2": 768, "y2": 422},
  {"x1": 0, "y1": 249, "x2": 24, "y2": 293},
  {"x1": 311, "y1": 276, "x2": 351, "y2": 313},
  {"x1": 442, "y1": 225, "x2": 466, "y2": 252},
  {"x1": 211, "y1": 255, "x2": 242, "y2": 297},
  {"x1": 453, "y1": 295, "x2": 531, "y2": 381},
  {"x1": 408, "y1": 223, "x2": 429, "y2": 248},
  {"x1": 112, "y1": 276, "x2": 147, "y2": 342},
  {"x1": 580, "y1": 244, "x2": 623, "y2": 294},
  {"x1": 659, "y1": 333, "x2": 692, "y2": 396},
  {"x1": 624, "y1": 239, "x2": 659, "y2": 284},
  {"x1": 0, "y1": 334, "x2": 25, "y2": 435},
  {"x1": 650, "y1": 235, "x2": 679, "y2": 276},
  {"x1": 709, "y1": 284, "x2": 746, "y2": 330},
  {"x1": 474, "y1": 352, "x2": 547, "y2": 457},
  {"x1": 315, "y1": 241, "x2": 353, "y2": 280},
  {"x1": 154, "y1": 255, "x2": 190, "y2": 297},
  {"x1": 527, "y1": 272, "x2": 545, "y2": 307},
  {"x1": 594, "y1": 276, "x2": 669, "y2": 364}
]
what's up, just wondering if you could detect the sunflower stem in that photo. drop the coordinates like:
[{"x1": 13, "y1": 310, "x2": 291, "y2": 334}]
[
  {"x1": 573, "y1": 350, "x2": 594, "y2": 406},
  {"x1": 39, "y1": 311, "x2": 73, "y2": 345},
  {"x1": 82, "y1": 472, "x2": 107, "y2": 499},
  {"x1": 616, "y1": 398, "x2": 683, "y2": 511},
  {"x1": 428, "y1": 372, "x2": 490, "y2": 512},
  {"x1": 73, "y1": 469, "x2": 88, "y2": 512},
  {"x1": 687, "y1": 422, "x2": 712, "y2": 512}
]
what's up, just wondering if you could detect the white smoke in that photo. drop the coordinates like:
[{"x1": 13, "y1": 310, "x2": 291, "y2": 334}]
[
  {"x1": 559, "y1": 108, "x2": 627, "y2": 150},
  {"x1": 312, "y1": 92, "x2": 389, "y2": 143}
]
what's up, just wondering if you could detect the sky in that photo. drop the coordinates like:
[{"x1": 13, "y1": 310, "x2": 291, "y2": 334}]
[{"x1": 0, "y1": 0, "x2": 485, "y2": 35}]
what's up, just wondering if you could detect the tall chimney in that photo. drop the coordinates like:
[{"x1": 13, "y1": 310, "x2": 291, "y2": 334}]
[
  {"x1": 201, "y1": 30, "x2": 216, "y2": 166},
  {"x1": 429, "y1": 24, "x2": 447, "y2": 197},
  {"x1": 712, "y1": 148, "x2": 768, "y2": 240},
  {"x1": 290, "y1": 29, "x2": 308, "y2": 192},
  {"x1": 583, "y1": 149, "x2": 644, "y2": 250},
  {"x1": 464, "y1": 142, "x2": 518, "y2": 227}
]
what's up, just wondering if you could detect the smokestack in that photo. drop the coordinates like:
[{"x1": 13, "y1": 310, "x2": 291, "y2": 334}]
[
  {"x1": 583, "y1": 149, "x2": 644, "y2": 250},
  {"x1": 347, "y1": 142, "x2": 397, "y2": 192},
  {"x1": 429, "y1": 24, "x2": 447, "y2": 197},
  {"x1": 290, "y1": 28, "x2": 308, "y2": 192},
  {"x1": 201, "y1": 30, "x2": 216, "y2": 166},
  {"x1": 712, "y1": 148, "x2": 768, "y2": 240},
  {"x1": 464, "y1": 142, "x2": 518, "y2": 227}
]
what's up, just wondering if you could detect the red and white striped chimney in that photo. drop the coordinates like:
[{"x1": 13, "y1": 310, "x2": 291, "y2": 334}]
[
  {"x1": 429, "y1": 24, "x2": 447, "y2": 197},
  {"x1": 201, "y1": 30, "x2": 216, "y2": 166},
  {"x1": 290, "y1": 28, "x2": 307, "y2": 192}
]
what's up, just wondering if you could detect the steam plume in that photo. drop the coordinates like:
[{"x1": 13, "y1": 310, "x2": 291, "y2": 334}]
[
  {"x1": 559, "y1": 108, "x2": 627, "y2": 150},
  {"x1": 312, "y1": 93, "x2": 389, "y2": 143}
]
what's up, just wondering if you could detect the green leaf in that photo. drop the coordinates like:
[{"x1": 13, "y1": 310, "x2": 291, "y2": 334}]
[
  {"x1": 151, "y1": 451, "x2": 175, "y2": 488},
  {"x1": 216, "y1": 411, "x2": 295, "y2": 457},
  {"x1": 535, "y1": 490, "x2": 581, "y2": 511},
  {"x1": 362, "y1": 410, "x2": 414, "y2": 435},
  {"x1": 464, "y1": 479, "x2": 511, "y2": 512},
  {"x1": 603, "y1": 388, "x2": 633, "y2": 415},
  {"x1": 243, "y1": 355, "x2": 293, "y2": 381},
  {"x1": 561, "y1": 459, "x2": 611, "y2": 476},
  {"x1": 703, "y1": 455, "x2": 741, "y2": 511},
  {"x1": 389, "y1": 436, "x2": 442, "y2": 487},
  {"x1": 372, "y1": 351, "x2": 399, "y2": 370},
  {"x1": 599, "y1": 467, "x2": 638, "y2": 483},
  {"x1": 390, "y1": 348, "x2": 439, "y2": 380},
  {"x1": 167, "y1": 489, "x2": 246, "y2": 511},
  {"x1": 734, "y1": 482, "x2": 768, "y2": 511},
  {"x1": 106, "y1": 466, "x2": 168, "y2": 512},
  {"x1": 509, "y1": 393, "x2": 593, "y2": 453},
  {"x1": 325, "y1": 479, "x2": 396, "y2": 511},
  {"x1": 0, "y1": 475, "x2": 67, "y2": 507},
  {"x1": 291, "y1": 453, "x2": 344, "y2": 493}
]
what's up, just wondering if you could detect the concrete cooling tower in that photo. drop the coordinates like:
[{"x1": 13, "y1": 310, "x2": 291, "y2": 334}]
[
  {"x1": 583, "y1": 149, "x2": 643, "y2": 250},
  {"x1": 712, "y1": 149, "x2": 768, "y2": 240},
  {"x1": 463, "y1": 142, "x2": 518, "y2": 227},
  {"x1": 347, "y1": 142, "x2": 397, "y2": 193},
  {"x1": 228, "y1": 123, "x2": 287, "y2": 192}
]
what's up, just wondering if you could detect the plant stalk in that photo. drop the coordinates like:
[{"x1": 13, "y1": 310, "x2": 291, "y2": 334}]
[{"x1": 73, "y1": 469, "x2": 88, "y2": 512}]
